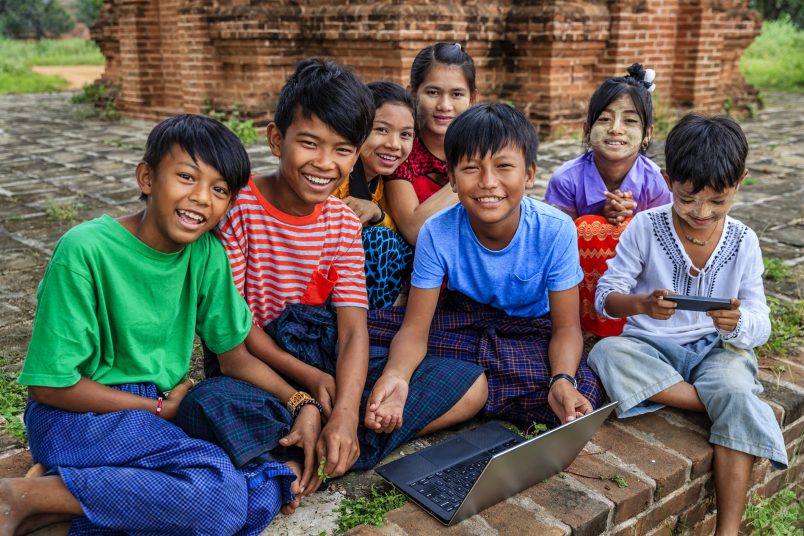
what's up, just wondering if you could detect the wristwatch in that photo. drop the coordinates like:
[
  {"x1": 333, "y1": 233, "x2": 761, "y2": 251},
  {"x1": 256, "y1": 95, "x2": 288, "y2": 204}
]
[
  {"x1": 549, "y1": 373, "x2": 578, "y2": 389},
  {"x1": 286, "y1": 391, "x2": 322, "y2": 417}
]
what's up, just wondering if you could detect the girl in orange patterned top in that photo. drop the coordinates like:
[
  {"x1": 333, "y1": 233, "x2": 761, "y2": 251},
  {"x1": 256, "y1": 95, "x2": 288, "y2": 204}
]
[{"x1": 545, "y1": 64, "x2": 671, "y2": 337}]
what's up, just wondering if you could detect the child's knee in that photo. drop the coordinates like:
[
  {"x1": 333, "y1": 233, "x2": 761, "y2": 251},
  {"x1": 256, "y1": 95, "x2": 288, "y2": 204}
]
[{"x1": 454, "y1": 374, "x2": 488, "y2": 418}]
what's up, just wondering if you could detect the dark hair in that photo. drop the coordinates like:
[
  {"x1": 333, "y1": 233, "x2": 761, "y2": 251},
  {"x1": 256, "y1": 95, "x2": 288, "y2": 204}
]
[
  {"x1": 409, "y1": 42, "x2": 476, "y2": 94},
  {"x1": 140, "y1": 114, "x2": 250, "y2": 200},
  {"x1": 367, "y1": 81, "x2": 415, "y2": 118},
  {"x1": 664, "y1": 113, "x2": 748, "y2": 193},
  {"x1": 274, "y1": 57, "x2": 374, "y2": 147},
  {"x1": 444, "y1": 102, "x2": 538, "y2": 171},
  {"x1": 586, "y1": 63, "x2": 654, "y2": 153}
]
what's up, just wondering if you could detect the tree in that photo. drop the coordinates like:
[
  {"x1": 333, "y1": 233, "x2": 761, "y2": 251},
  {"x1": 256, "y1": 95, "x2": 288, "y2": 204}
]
[
  {"x1": 751, "y1": 0, "x2": 804, "y2": 28},
  {"x1": 76, "y1": 0, "x2": 103, "y2": 27},
  {"x1": 0, "y1": 0, "x2": 74, "y2": 40}
]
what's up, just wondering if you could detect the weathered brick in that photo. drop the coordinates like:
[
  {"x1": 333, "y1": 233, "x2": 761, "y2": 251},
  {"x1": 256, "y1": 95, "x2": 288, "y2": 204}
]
[
  {"x1": 92, "y1": 1, "x2": 761, "y2": 136},
  {"x1": 622, "y1": 412, "x2": 714, "y2": 479},
  {"x1": 566, "y1": 452, "x2": 652, "y2": 524},
  {"x1": 520, "y1": 474, "x2": 610, "y2": 536},
  {"x1": 479, "y1": 499, "x2": 567, "y2": 535},
  {"x1": 591, "y1": 423, "x2": 689, "y2": 499},
  {"x1": 384, "y1": 503, "x2": 474, "y2": 535},
  {"x1": 634, "y1": 480, "x2": 706, "y2": 535}
]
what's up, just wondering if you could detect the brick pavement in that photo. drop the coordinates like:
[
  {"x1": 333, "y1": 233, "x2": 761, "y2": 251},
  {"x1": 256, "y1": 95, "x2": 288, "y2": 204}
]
[{"x1": 0, "y1": 92, "x2": 801, "y2": 535}]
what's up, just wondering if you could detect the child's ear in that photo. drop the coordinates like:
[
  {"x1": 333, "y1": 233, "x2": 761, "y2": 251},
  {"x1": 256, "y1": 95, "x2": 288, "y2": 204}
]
[
  {"x1": 525, "y1": 162, "x2": 537, "y2": 189},
  {"x1": 266, "y1": 122, "x2": 283, "y2": 158},
  {"x1": 406, "y1": 84, "x2": 415, "y2": 100},
  {"x1": 582, "y1": 123, "x2": 590, "y2": 145},
  {"x1": 448, "y1": 171, "x2": 457, "y2": 192},
  {"x1": 470, "y1": 89, "x2": 479, "y2": 104},
  {"x1": 735, "y1": 169, "x2": 749, "y2": 192},
  {"x1": 135, "y1": 161, "x2": 154, "y2": 197},
  {"x1": 661, "y1": 169, "x2": 672, "y2": 190}
]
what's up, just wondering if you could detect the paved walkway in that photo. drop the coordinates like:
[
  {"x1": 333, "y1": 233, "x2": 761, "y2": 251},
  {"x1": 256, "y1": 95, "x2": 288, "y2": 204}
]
[{"x1": 0, "y1": 91, "x2": 801, "y2": 535}]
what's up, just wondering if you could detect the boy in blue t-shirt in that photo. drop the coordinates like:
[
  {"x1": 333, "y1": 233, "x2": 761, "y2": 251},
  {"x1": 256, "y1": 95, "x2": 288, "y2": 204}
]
[
  {"x1": 2, "y1": 115, "x2": 310, "y2": 535},
  {"x1": 366, "y1": 103, "x2": 604, "y2": 432}
]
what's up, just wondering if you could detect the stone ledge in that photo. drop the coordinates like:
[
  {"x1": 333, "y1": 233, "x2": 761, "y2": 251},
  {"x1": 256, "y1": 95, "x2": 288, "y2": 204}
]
[{"x1": 342, "y1": 349, "x2": 803, "y2": 536}]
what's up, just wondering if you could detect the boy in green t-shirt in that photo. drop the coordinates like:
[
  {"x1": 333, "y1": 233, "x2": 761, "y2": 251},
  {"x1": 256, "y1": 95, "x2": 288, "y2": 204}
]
[{"x1": 1, "y1": 115, "x2": 318, "y2": 535}]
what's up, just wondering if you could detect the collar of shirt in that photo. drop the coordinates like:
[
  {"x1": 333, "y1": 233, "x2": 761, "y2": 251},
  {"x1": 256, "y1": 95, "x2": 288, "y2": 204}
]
[{"x1": 582, "y1": 152, "x2": 646, "y2": 214}]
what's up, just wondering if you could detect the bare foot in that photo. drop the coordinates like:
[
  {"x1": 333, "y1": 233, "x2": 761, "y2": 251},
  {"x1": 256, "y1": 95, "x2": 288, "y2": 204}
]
[
  {"x1": 24, "y1": 465, "x2": 46, "y2": 479},
  {"x1": 280, "y1": 461, "x2": 303, "y2": 516},
  {"x1": 0, "y1": 480, "x2": 28, "y2": 536}
]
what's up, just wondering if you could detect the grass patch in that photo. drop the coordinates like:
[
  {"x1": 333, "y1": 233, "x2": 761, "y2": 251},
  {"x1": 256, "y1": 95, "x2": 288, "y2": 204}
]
[
  {"x1": 741, "y1": 17, "x2": 804, "y2": 92},
  {"x1": 0, "y1": 356, "x2": 27, "y2": 443},
  {"x1": 335, "y1": 486, "x2": 407, "y2": 533},
  {"x1": 764, "y1": 257, "x2": 793, "y2": 282},
  {"x1": 744, "y1": 488, "x2": 804, "y2": 535},
  {"x1": 0, "y1": 38, "x2": 104, "y2": 66},
  {"x1": 609, "y1": 474, "x2": 629, "y2": 488},
  {"x1": 759, "y1": 298, "x2": 804, "y2": 357},
  {"x1": 0, "y1": 38, "x2": 103, "y2": 95},
  {"x1": 204, "y1": 99, "x2": 260, "y2": 145},
  {"x1": 45, "y1": 201, "x2": 84, "y2": 222},
  {"x1": 70, "y1": 81, "x2": 120, "y2": 121}
]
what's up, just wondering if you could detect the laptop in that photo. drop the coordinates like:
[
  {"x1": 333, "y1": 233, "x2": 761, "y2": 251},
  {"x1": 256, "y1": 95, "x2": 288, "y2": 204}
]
[{"x1": 375, "y1": 401, "x2": 618, "y2": 525}]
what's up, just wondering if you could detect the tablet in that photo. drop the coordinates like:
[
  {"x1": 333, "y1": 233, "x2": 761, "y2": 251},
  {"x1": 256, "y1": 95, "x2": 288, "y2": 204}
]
[{"x1": 664, "y1": 294, "x2": 732, "y2": 312}]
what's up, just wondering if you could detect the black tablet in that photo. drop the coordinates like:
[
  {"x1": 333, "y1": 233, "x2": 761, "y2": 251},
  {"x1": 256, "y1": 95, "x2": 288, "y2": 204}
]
[{"x1": 664, "y1": 294, "x2": 732, "y2": 312}]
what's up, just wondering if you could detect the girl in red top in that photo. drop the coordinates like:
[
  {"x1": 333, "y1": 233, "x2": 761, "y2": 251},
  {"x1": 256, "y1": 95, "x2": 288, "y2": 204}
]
[{"x1": 384, "y1": 42, "x2": 477, "y2": 246}]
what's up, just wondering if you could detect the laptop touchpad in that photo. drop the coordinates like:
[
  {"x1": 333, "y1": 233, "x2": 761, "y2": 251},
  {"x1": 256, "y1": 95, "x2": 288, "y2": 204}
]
[{"x1": 420, "y1": 438, "x2": 477, "y2": 466}]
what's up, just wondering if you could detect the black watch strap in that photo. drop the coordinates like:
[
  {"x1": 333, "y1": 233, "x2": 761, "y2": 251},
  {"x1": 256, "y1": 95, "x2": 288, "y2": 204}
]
[{"x1": 549, "y1": 373, "x2": 577, "y2": 389}]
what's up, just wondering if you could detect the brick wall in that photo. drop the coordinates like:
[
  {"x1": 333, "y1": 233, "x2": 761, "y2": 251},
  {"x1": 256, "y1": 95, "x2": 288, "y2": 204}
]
[{"x1": 92, "y1": 0, "x2": 760, "y2": 136}]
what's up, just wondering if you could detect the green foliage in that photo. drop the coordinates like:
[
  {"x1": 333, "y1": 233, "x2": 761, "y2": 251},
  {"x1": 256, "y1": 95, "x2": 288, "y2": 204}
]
[
  {"x1": 763, "y1": 257, "x2": 793, "y2": 282},
  {"x1": 204, "y1": 99, "x2": 260, "y2": 145},
  {"x1": 317, "y1": 456, "x2": 331, "y2": 483},
  {"x1": 335, "y1": 486, "x2": 407, "y2": 533},
  {"x1": 760, "y1": 298, "x2": 804, "y2": 356},
  {"x1": 0, "y1": 0, "x2": 74, "y2": 40},
  {"x1": 751, "y1": 0, "x2": 804, "y2": 29},
  {"x1": 741, "y1": 17, "x2": 804, "y2": 92},
  {"x1": 0, "y1": 356, "x2": 27, "y2": 443},
  {"x1": 71, "y1": 80, "x2": 120, "y2": 121},
  {"x1": 744, "y1": 176, "x2": 759, "y2": 186},
  {"x1": 744, "y1": 488, "x2": 804, "y2": 535},
  {"x1": 610, "y1": 474, "x2": 629, "y2": 488},
  {"x1": 76, "y1": 0, "x2": 104, "y2": 27},
  {"x1": 524, "y1": 422, "x2": 548, "y2": 439},
  {"x1": 45, "y1": 201, "x2": 83, "y2": 222},
  {"x1": 0, "y1": 38, "x2": 103, "y2": 95},
  {"x1": 651, "y1": 93, "x2": 677, "y2": 139}
]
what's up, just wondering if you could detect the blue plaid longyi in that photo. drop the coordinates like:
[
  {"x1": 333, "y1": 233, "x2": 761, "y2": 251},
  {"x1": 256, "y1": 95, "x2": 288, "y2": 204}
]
[
  {"x1": 368, "y1": 290, "x2": 605, "y2": 426},
  {"x1": 25, "y1": 382, "x2": 294, "y2": 536}
]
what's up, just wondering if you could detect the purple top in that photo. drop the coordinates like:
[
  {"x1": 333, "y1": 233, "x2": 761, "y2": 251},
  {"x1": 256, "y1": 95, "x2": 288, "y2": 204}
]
[{"x1": 545, "y1": 151, "x2": 671, "y2": 217}]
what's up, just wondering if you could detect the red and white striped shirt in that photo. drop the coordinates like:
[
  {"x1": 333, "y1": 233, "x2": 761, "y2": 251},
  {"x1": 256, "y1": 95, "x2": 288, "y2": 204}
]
[{"x1": 215, "y1": 177, "x2": 368, "y2": 326}]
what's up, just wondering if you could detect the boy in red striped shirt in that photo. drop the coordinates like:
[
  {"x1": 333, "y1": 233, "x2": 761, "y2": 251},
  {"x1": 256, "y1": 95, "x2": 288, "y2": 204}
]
[{"x1": 178, "y1": 59, "x2": 487, "y2": 502}]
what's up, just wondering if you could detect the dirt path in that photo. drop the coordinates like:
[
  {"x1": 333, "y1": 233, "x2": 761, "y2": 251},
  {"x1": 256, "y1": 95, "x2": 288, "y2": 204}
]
[{"x1": 30, "y1": 65, "x2": 105, "y2": 90}]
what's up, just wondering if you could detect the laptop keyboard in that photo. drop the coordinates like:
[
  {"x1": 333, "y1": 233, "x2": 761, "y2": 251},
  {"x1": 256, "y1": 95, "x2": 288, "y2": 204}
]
[{"x1": 409, "y1": 438, "x2": 521, "y2": 512}]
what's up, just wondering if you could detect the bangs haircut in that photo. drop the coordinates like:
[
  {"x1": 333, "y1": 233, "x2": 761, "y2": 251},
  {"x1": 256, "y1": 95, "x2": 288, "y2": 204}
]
[
  {"x1": 367, "y1": 81, "x2": 415, "y2": 118},
  {"x1": 410, "y1": 42, "x2": 477, "y2": 94},
  {"x1": 444, "y1": 103, "x2": 538, "y2": 171},
  {"x1": 586, "y1": 64, "x2": 654, "y2": 152},
  {"x1": 274, "y1": 57, "x2": 374, "y2": 147},
  {"x1": 141, "y1": 114, "x2": 251, "y2": 200},
  {"x1": 665, "y1": 113, "x2": 748, "y2": 194}
]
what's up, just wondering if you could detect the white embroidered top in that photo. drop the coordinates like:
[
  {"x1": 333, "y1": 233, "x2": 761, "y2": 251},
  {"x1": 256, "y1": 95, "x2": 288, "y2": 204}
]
[{"x1": 595, "y1": 204, "x2": 771, "y2": 349}]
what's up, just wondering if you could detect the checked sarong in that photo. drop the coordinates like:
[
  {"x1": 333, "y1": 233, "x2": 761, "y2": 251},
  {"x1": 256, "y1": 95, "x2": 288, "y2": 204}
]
[{"x1": 368, "y1": 290, "x2": 604, "y2": 426}]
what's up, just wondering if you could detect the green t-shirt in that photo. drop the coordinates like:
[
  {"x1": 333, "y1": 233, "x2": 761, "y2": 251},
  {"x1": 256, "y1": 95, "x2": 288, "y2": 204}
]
[{"x1": 19, "y1": 215, "x2": 252, "y2": 392}]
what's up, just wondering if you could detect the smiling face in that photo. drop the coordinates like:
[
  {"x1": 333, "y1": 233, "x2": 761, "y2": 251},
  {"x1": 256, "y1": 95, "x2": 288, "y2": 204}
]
[
  {"x1": 266, "y1": 111, "x2": 360, "y2": 216},
  {"x1": 666, "y1": 176, "x2": 740, "y2": 232},
  {"x1": 587, "y1": 94, "x2": 651, "y2": 165},
  {"x1": 136, "y1": 145, "x2": 233, "y2": 253},
  {"x1": 413, "y1": 62, "x2": 474, "y2": 141},
  {"x1": 359, "y1": 102, "x2": 415, "y2": 180},
  {"x1": 449, "y1": 144, "x2": 536, "y2": 249}
]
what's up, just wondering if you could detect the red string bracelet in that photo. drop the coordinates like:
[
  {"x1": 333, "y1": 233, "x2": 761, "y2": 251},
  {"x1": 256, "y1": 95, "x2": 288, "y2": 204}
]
[{"x1": 155, "y1": 396, "x2": 164, "y2": 417}]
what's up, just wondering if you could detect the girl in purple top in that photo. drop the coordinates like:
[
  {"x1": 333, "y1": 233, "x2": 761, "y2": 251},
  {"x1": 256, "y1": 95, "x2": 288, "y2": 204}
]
[{"x1": 545, "y1": 64, "x2": 671, "y2": 337}]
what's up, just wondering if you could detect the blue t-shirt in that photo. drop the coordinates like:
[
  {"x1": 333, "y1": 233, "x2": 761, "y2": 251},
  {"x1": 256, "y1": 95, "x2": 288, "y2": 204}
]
[{"x1": 412, "y1": 197, "x2": 583, "y2": 317}]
